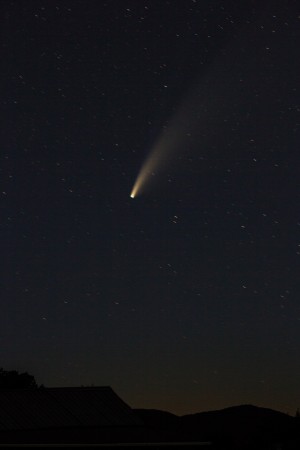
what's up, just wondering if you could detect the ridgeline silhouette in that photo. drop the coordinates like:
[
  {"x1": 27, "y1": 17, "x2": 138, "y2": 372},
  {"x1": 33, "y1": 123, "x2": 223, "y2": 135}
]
[{"x1": 0, "y1": 368, "x2": 299, "y2": 448}]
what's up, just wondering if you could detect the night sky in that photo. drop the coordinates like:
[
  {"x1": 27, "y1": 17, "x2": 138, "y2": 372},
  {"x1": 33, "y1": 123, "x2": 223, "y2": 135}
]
[{"x1": 2, "y1": 0, "x2": 300, "y2": 416}]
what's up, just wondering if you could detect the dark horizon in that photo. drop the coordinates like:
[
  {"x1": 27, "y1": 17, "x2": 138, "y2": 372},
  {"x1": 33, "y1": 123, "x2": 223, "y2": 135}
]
[
  {"x1": 0, "y1": 367, "x2": 299, "y2": 418},
  {"x1": 2, "y1": 0, "x2": 300, "y2": 418},
  {"x1": 0, "y1": 386, "x2": 298, "y2": 447}
]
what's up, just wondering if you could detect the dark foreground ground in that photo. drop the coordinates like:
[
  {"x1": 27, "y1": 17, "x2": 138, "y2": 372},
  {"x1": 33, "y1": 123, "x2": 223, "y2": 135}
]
[{"x1": 0, "y1": 405, "x2": 299, "y2": 449}]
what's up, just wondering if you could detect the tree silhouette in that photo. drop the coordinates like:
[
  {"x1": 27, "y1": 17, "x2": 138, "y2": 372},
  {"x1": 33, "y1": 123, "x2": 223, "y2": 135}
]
[{"x1": 0, "y1": 368, "x2": 38, "y2": 389}]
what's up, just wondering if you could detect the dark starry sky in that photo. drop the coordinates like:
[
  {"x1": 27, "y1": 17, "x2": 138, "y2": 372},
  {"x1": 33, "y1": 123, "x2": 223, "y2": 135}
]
[{"x1": 1, "y1": 0, "x2": 300, "y2": 415}]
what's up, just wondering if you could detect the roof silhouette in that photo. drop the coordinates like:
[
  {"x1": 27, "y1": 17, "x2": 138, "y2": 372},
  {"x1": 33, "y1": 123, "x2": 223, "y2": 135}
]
[{"x1": 0, "y1": 386, "x2": 143, "y2": 431}]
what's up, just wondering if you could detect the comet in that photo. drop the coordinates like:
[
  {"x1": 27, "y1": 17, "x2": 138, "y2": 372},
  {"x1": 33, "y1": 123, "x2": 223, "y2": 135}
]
[
  {"x1": 130, "y1": 42, "x2": 240, "y2": 199},
  {"x1": 129, "y1": 66, "x2": 221, "y2": 199},
  {"x1": 130, "y1": 86, "x2": 204, "y2": 199},
  {"x1": 130, "y1": 143, "x2": 164, "y2": 199}
]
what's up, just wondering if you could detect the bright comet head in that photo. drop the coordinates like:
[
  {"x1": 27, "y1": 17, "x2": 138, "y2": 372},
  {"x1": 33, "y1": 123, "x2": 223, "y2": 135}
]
[{"x1": 130, "y1": 182, "x2": 140, "y2": 199}]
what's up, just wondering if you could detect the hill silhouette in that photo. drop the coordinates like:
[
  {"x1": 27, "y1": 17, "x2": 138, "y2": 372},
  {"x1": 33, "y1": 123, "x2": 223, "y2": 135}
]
[
  {"x1": 134, "y1": 404, "x2": 300, "y2": 449},
  {"x1": 0, "y1": 367, "x2": 298, "y2": 448},
  {"x1": 134, "y1": 408, "x2": 179, "y2": 427}
]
